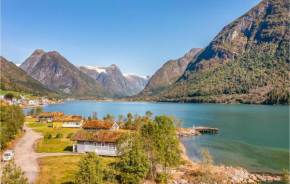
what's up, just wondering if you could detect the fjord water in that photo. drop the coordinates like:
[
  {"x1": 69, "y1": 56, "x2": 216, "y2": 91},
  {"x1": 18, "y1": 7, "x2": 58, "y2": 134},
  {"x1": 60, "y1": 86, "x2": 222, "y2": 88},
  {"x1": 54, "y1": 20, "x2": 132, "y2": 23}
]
[{"x1": 39, "y1": 101, "x2": 289, "y2": 173}]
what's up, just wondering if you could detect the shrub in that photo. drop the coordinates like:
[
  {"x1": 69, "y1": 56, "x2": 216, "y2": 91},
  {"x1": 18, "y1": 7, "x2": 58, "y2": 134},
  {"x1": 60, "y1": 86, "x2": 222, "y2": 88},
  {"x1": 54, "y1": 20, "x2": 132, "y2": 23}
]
[
  {"x1": 55, "y1": 133, "x2": 63, "y2": 139},
  {"x1": 282, "y1": 169, "x2": 289, "y2": 184},
  {"x1": 67, "y1": 133, "x2": 74, "y2": 138},
  {"x1": 44, "y1": 133, "x2": 52, "y2": 139},
  {"x1": 155, "y1": 173, "x2": 168, "y2": 184}
]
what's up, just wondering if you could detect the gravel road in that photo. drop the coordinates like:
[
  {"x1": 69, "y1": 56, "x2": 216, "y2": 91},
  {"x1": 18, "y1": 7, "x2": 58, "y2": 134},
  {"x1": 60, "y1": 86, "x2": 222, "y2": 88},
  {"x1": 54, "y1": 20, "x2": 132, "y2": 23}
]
[{"x1": 14, "y1": 122, "x2": 76, "y2": 183}]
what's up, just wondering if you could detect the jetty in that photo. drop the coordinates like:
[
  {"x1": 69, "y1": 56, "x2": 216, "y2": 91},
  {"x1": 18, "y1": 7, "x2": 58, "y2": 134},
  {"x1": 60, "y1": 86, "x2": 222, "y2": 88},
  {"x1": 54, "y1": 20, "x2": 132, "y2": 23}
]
[
  {"x1": 176, "y1": 126, "x2": 219, "y2": 137},
  {"x1": 193, "y1": 126, "x2": 219, "y2": 133}
]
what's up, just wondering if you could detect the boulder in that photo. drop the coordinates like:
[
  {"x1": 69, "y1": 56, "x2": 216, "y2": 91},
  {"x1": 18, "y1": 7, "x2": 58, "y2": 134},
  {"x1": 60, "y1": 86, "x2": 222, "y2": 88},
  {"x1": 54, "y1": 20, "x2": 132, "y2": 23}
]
[
  {"x1": 256, "y1": 174, "x2": 266, "y2": 182},
  {"x1": 266, "y1": 175, "x2": 273, "y2": 182}
]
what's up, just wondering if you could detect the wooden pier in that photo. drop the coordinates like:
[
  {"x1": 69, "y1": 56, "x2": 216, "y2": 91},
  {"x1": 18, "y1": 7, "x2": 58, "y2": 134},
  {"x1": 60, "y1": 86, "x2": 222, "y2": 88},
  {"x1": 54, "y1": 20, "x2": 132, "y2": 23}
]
[{"x1": 193, "y1": 126, "x2": 219, "y2": 133}]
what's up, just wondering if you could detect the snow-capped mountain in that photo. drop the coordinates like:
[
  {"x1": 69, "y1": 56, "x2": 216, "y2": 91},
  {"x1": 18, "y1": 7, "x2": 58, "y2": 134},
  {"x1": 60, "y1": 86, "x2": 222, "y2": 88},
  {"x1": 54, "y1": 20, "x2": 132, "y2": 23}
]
[{"x1": 79, "y1": 65, "x2": 150, "y2": 98}]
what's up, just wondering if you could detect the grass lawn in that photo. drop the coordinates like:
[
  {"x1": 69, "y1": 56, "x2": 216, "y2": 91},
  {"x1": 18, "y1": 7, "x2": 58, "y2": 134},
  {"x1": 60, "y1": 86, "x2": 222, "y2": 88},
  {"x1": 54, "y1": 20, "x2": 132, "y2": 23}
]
[
  {"x1": 35, "y1": 155, "x2": 117, "y2": 184},
  {"x1": 25, "y1": 117, "x2": 37, "y2": 122},
  {"x1": 26, "y1": 123, "x2": 50, "y2": 128},
  {"x1": 30, "y1": 125, "x2": 80, "y2": 153},
  {"x1": 37, "y1": 138, "x2": 73, "y2": 153},
  {"x1": 32, "y1": 127, "x2": 80, "y2": 136}
]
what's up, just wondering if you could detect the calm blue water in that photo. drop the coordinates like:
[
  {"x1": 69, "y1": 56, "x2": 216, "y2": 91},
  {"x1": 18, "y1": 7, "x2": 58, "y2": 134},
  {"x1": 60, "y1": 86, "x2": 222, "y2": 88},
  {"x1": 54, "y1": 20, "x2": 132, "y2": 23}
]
[{"x1": 25, "y1": 101, "x2": 289, "y2": 173}]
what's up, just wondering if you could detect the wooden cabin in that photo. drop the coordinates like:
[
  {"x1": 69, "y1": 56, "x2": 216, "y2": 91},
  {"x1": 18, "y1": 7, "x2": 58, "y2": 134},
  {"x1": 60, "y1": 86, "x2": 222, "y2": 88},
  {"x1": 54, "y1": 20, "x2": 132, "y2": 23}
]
[
  {"x1": 82, "y1": 120, "x2": 119, "y2": 131},
  {"x1": 70, "y1": 130, "x2": 123, "y2": 156},
  {"x1": 37, "y1": 112, "x2": 64, "y2": 123},
  {"x1": 52, "y1": 115, "x2": 83, "y2": 128}
]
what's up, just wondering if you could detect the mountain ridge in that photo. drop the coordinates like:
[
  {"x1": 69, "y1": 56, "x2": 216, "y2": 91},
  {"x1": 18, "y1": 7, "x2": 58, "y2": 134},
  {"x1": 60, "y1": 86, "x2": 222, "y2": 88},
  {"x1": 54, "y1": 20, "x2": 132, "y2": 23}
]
[
  {"x1": 20, "y1": 51, "x2": 113, "y2": 99},
  {"x1": 0, "y1": 56, "x2": 62, "y2": 98},
  {"x1": 138, "y1": 0, "x2": 289, "y2": 104},
  {"x1": 137, "y1": 48, "x2": 201, "y2": 97}
]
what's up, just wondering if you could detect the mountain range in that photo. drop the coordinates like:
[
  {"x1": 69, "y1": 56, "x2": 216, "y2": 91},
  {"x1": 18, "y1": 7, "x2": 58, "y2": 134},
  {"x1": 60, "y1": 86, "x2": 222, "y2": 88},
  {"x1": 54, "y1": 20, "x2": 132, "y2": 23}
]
[
  {"x1": 138, "y1": 0, "x2": 289, "y2": 105},
  {"x1": 19, "y1": 49, "x2": 149, "y2": 99},
  {"x1": 20, "y1": 50, "x2": 112, "y2": 99},
  {"x1": 79, "y1": 65, "x2": 149, "y2": 98}
]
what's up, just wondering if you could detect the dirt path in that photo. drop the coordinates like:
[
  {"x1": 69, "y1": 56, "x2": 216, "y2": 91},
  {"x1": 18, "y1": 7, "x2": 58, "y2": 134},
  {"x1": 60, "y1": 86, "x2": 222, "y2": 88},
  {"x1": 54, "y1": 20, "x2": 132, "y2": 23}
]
[{"x1": 14, "y1": 122, "x2": 76, "y2": 183}]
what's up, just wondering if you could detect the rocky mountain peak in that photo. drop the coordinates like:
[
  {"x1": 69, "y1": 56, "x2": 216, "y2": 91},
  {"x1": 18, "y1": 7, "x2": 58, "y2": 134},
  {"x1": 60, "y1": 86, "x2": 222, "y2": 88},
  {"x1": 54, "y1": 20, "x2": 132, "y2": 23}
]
[{"x1": 32, "y1": 49, "x2": 46, "y2": 56}]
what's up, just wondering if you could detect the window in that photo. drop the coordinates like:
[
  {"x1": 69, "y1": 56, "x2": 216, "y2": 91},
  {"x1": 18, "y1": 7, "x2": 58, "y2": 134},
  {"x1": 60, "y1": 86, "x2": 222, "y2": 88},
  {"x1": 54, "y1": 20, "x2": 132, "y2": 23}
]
[
  {"x1": 101, "y1": 143, "x2": 105, "y2": 147},
  {"x1": 97, "y1": 142, "x2": 102, "y2": 146},
  {"x1": 84, "y1": 142, "x2": 89, "y2": 145},
  {"x1": 93, "y1": 142, "x2": 97, "y2": 147},
  {"x1": 109, "y1": 143, "x2": 116, "y2": 150}
]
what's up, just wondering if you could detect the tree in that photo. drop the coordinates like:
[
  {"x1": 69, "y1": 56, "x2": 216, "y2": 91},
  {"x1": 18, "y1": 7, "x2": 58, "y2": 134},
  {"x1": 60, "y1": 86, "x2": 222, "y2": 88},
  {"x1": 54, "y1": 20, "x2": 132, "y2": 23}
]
[
  {"x1": 199, "y1": 148, "x2": 214, "y2": 166},
  {"x1": 1, "y1": 159, "x2": 29, "y2": 184},
  {"x1": 35, "y1": 106, "x2": 43, "y2": 115},
  {"x1": 171, "y1": 115, "x2": 183, "y2": 128},
  {"x1": 145, "y1": 111, "x2": 153, "y2": 120},
  {"x1": 29, "y1": 108, "x2": 35, "y2": 116},
  {"x1": 118, "y1": 115, "x2": 126, "y2": 123},
  {"x1": 140, "y1": 115, "x2": 181, "y2": 179},
  {"x1": 88, "y1": 116, "x2": 92, "y2": 120},
  {"x1": 93, "y1": 111, "x2": 98, "y2": 120},
  {"x1": 75, "y1": 153, "x2": 104, "y2": 184},
  {"x1": 4, "y1": 93, "x2": 14, "y2": 100},
  {"x1": 125, "y1": 113, "x2": 133, "y2": 129},
  {"x1": 118, "y1": 134, "x2": 149, "y2": 184},
  {"x1": 103, "y1": 113, "x2": 115, "y2": 122}
]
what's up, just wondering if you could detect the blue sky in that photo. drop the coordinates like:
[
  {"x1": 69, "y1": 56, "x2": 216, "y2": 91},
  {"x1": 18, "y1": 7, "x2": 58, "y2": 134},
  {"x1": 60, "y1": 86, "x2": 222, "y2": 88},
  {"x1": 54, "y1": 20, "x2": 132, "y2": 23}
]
[{"x1": 1, "y1": 0, "x2": 261, "y2": 76}]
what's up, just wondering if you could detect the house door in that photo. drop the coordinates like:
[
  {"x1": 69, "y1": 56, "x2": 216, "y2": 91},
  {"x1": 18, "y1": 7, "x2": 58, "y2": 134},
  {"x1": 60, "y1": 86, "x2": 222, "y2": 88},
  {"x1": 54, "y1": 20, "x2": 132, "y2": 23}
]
[{"x1": 84, "y1": 142, "x2": 90, "y2": 152}]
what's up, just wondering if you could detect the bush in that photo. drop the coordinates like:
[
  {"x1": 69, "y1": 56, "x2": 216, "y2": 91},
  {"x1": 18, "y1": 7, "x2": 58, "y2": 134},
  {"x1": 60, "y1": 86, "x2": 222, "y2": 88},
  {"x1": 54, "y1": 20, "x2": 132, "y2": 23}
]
[
  {"x1": 282, "y1": 169, "x2": 289, "y2": 184},
  {"x1": 55, "y1": 133, "x2": 63, "y2": 139},
  {"x1": 44, "y1": 133, "x2": 52, "y2": 139},
  {"x1": 155, "y1": 173, "x2": 168, "y2": 184},
  {"x1": 67, "y1": 133, "x2": 74, "y2": 138}
]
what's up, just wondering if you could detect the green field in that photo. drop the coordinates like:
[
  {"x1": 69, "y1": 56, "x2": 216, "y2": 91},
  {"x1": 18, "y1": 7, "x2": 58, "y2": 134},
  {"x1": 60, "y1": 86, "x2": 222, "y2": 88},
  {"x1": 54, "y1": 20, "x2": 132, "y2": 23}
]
[
  {"x1": 32, "y1": 127, "x2": 80, "y2": 136},
  {"x1": 37, "y1": 138, "x2": 73, "y2": 153},
  {"x1": 27, "y1": 123, "x2": 50, "y2": 128},
  {"x1": 30, "y1": 125, "x2": 80, "y2": 153},
  {"x1": 25, "y1": 117, "x2": 37, "y2": 122},
  {"x1": 35, "y1": 155, "x2": 117, "y2": 184},
  {"x1": 0, "y1": 90, "x2": 33, "y2": 98}
]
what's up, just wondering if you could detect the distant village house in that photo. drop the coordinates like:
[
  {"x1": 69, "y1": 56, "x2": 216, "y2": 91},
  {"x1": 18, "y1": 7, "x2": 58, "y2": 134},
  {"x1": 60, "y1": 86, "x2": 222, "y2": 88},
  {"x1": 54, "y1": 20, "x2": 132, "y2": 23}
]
[
  {"x1": 37, "y1": 112, "x2": 64, "y2": 123},
  {"x1": 52, "y1": 115, "x2": 83, "y2": 128}
]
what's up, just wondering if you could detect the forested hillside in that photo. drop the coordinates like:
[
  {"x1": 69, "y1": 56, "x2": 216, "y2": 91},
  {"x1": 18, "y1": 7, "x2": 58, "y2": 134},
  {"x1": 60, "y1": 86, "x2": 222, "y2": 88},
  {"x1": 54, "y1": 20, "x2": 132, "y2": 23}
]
[{"x1": 151, "y1": 0, "x2": 289, "y2": 105}]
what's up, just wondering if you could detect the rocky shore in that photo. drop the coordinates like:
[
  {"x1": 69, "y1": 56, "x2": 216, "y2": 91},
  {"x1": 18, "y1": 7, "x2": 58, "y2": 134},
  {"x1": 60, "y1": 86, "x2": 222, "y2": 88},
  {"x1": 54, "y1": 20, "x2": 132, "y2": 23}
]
[
  {"x1": 171, "y1": 143, "x2": 283, "y2": 184},
  {"x1": 176, "y1": 128, "x2": 201, "y2": 137}
]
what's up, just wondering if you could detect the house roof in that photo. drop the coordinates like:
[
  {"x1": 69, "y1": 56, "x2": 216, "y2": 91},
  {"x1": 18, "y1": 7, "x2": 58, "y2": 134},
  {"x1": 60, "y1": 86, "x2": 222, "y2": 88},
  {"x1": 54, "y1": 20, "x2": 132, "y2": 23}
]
[
  {"x1": 54, "y1": 115, "x2": 83, "y2": 122},
  {"x1": 70, "y1": 130, "x2": 122, "y2": 143},
  {"x1": 38, "y1": 112, "x2": 64, "y2": 118},
  {"x1": 83, "y1": 120, "x2": 115, "y2": 129}
]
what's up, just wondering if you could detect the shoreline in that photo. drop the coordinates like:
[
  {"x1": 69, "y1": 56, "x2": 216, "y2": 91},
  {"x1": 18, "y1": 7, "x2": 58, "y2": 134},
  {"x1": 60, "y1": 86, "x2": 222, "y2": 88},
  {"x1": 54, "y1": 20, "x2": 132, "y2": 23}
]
[
  {"x1": 62, "y1": 99, "x2": 287, "y2": 106},
  {"x1": 177, "y1": 141, "x2": 283, "y2": 183}
]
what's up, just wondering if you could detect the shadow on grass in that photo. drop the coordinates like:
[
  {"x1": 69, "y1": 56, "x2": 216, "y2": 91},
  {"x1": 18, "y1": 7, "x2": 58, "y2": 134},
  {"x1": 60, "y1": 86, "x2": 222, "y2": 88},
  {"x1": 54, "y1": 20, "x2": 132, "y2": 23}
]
[{"x1": 63, "y1": 146, "x2": 73, "y2": 151}]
